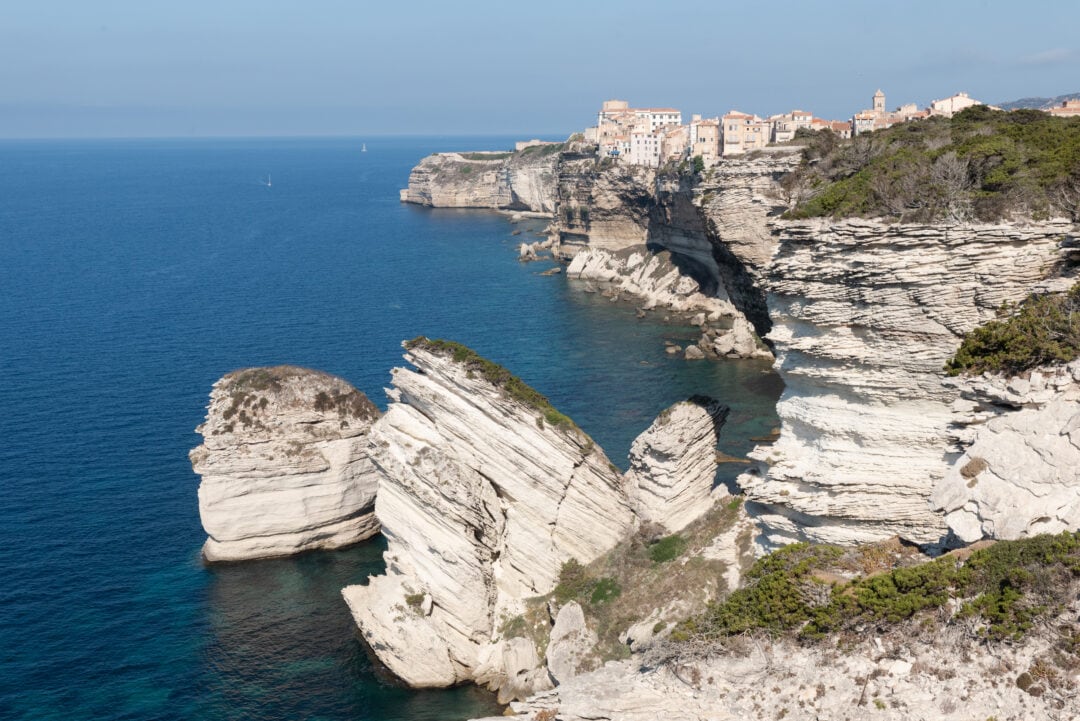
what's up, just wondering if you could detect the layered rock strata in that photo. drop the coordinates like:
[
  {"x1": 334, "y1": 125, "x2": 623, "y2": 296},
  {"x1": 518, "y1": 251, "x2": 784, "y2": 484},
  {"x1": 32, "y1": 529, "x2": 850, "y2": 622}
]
[
  {"x1": 739, "y1": 219, "x2": 1073, "y2": 548},
  {"x1": 400, "y1": 148, "x2": 562, "y2": 212},
  {"x1": 190, "y1": 366, "x2": 381, "y2": 562},
  {"x1": 625, "y1": 396, "x2": 729, "y2": 532},
  {"x1": 933, "y1": 360, "x2": 1080, "y2": 542},
  {"x1": 342, "y1": 341, "x2": 635, "y2": 691}
]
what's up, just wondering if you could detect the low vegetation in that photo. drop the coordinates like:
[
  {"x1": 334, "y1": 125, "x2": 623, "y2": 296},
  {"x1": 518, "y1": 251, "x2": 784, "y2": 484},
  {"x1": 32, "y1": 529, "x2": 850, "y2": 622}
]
[
  {"x1": 783, "y1": 106, "x2": 1080, "y2": 222},
  {"x1": 529, "y1": 499, "x2": 749, "y2": 664},
  {"x1": 520, "y1": 142, "x2": 565, "y2": 157},
  {"x1": 404, "y1": 337, "x2": 578, "y2": 431},
  {"x1": 459, "y1": 152, "x2": 512, "y2": 161},
  {"x1": 674, "y1": 532, "x2": 1080, "y2": 646},
  {"x1": 219, "y1": 366, "x2": 378, "y2": 431},
  {"x1": 945, "y1": 282, "x2": 1080, "y2": 376}
]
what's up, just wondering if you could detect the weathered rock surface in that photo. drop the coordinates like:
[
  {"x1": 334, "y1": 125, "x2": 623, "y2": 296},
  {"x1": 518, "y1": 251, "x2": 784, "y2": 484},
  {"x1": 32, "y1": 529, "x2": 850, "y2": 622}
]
[
  {"x1": 479, "y1": 619, "x2": 1079, "y2": 721},
  {"x1": 739, "y1": 219, "x2": 1073, "y2": 548},
  {"x1": 545, "y1": 602, "x2": 598, "y2": 685},
  {"x1": 342, "y1": 341, "x2": 635, "y2": 692},
  {"x1": 933, "y1": 360, "x2": 1080, "y2": 542},
  {"x1": 401, "y1": 149, "x2": 560, "y2": 212},
  {"x1": 697, "y1": 150, "x2": 801, "y2": 333},
  {"x1": 190, "y1": 366, "x2": 381, "y2": 562},
  {"x1": 625, "y1": 397, "x2": 729, "y2": 533}
]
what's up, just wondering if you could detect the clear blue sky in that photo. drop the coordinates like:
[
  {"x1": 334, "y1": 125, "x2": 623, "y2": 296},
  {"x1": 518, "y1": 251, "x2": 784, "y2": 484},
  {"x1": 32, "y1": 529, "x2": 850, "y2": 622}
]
[{"x1": 2, "y1": 0, "x2": 1078, "y2": 138}]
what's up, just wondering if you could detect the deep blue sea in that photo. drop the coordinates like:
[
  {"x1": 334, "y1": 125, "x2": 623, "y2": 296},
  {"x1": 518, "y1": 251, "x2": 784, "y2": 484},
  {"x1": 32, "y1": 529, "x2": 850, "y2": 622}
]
[{"x1": 0, "y1": 137, "x2": 782, "y2": 721}]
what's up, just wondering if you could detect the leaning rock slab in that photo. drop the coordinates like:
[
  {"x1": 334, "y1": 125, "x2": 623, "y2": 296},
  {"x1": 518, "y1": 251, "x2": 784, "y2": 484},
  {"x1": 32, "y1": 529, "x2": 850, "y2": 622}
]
[
  {"x1": 190, "y1": 366, "x2": 381, "y2": 562},
  {"x1": 343, "y1": 339, "x2": 635, "y2": 692}
]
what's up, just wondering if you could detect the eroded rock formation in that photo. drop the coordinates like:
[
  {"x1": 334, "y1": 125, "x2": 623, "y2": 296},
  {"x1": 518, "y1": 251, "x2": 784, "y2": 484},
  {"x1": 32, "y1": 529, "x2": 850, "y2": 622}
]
[
  {"x1": 625, "y1": 396, "x2": 729, "y2": 533},
  {"x1": 739, "y1": 219, "x2": 1073, "y2": 548},
  {"x1": 342, "y1": 340, "x2": 635, "y2": 691},
  {"x1": 190, "y1": 366, "x2": 381, "y2": 562}
]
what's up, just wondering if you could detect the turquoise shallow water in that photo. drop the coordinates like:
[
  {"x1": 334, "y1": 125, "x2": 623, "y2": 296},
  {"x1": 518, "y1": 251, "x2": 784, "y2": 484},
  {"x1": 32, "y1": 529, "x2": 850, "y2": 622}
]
[{"x1": 0, "y1": 137, "x2": 781, "y2": 720}]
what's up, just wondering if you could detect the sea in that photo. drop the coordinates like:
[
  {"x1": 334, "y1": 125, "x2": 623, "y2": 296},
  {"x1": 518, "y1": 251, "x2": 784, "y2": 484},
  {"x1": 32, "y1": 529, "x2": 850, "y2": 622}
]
[{"x1": 0, "y1": 136, "x2": 782, "y2": 721}]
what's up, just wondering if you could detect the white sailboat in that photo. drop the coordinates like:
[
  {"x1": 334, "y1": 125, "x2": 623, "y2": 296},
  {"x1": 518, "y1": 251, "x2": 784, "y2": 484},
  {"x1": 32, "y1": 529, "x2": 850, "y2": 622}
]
[
  {"x1": 361, "y1": 143, "x2": 367, "y2": 153},
  {"x1": 262, "y1": 173, "x2": 272, "y2": 187}
]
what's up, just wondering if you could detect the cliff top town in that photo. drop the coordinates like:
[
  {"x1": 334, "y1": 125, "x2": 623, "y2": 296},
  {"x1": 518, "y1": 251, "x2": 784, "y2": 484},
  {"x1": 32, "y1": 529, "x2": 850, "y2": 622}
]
[{"x1": 583, "y1": 89, "x2": 1080, "y2": 168}]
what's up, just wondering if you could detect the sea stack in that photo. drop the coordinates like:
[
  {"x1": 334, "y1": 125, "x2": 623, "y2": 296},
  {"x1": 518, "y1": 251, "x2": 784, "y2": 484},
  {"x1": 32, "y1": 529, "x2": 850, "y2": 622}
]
[
  {"x1": 190, "y1": 366, "x2": 382, "y2": 562},
  {"x1": 343, "y1": 338, "x2": 635, "y2": 693},
  {"x1": 625, "y1": 396, "x2": 729, "y2": 533}
]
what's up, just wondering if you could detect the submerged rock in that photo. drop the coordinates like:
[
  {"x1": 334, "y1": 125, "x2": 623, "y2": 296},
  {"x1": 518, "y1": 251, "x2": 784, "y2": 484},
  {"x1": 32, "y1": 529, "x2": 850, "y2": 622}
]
[
  {"x1": 190, "y1": 366, "x2": 381, "y2": 562},
  {"x1": 342, "y1": 339, "x2": 635, "y2": 692}
]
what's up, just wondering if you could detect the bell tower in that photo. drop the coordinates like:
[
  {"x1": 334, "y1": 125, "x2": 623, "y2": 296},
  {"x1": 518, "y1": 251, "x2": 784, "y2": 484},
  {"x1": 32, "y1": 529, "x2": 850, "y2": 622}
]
[{"x1": 873, "y1": 89, "x2": 886, "y2": 114}]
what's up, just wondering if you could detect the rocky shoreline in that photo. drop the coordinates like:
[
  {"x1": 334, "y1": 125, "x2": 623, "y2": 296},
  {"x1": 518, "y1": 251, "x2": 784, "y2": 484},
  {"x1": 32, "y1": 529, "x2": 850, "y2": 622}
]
[{"x1": 187, "y1": 137, "x2": 1080, "y2": 720}]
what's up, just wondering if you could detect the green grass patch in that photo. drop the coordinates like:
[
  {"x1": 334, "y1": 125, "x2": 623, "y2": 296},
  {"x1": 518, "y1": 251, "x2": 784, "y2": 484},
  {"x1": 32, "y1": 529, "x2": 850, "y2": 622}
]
[{"x1": 648, "y1": 534, "x2": 688, "y2": 563}]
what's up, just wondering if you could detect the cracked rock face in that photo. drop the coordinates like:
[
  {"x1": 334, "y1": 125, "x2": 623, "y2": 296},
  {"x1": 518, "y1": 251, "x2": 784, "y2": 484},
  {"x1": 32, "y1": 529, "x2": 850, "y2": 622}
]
[
  {"x1": 190, "y1": 366, "x2": 381, "y2": 562},
  {"x1": 739, "y1": 219, "x2": 1072, "y2": 548},
  {"x1": 626, "y1": 397, "x2": 729, "y2": 533},
  {"x1": 933, "y1": 360, "x2": 1080, "y2": 542},
  {"x1": 342, "y1": 343, "x2": 635, "y2": 690}
]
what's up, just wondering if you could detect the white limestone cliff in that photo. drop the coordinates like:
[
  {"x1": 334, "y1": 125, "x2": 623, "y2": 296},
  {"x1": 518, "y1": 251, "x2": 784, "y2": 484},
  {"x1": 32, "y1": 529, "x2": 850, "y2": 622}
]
[
  {"x1": 933, "y1": 360, "x2": 1080, "y2": 542},
  {"x1": 625, "y1": 397, "x2": 729, "y2": 533},
  {"x1": 342, "y1": 340, "x2": 635, "y2": 692},
  {"x1": 401, "y1": 150, "x2": 559, "y2": 212},
  {"x1": 190, "y1": 366, "x2": 381, "y2": 562},
  {"x1": 738, "y1": 219, "x2": 1073, "y2": 548}
]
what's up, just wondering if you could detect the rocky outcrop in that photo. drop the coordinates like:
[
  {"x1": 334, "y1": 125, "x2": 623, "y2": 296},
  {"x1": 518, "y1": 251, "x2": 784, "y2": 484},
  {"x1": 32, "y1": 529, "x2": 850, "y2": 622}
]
[
  {"x1": 625, "y1": 397, "x2": 729, "y2": 533},
  {"x1": 190, "y1": 366, "x2": 381, "y2": 562},
  {"x1": 401, "y1": 148, "x2": 562, "y2": 213},
  {"x1": 739, "y1": 219, "x2": 1073, "y2": 549},
  {"x1": 481, "y1": 618, "x2": 1079, "y2": 721},
  {"x1": 342, "y1": 340, "x2": 635, "y2": 692},
  {"x1": 933, "y1": 360, "x2": 1080, "y2": 542},
  {"x1": 545, "y1": 602, "x2": 598, "y2": 685}
]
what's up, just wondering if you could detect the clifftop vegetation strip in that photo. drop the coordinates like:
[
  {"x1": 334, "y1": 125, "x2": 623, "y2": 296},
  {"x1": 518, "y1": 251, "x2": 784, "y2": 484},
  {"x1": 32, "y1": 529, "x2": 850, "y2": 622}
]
[
  {"x1": 784, "y1": 106, "x2": 1080, "y2": 222},
  {"x1": 675, "y1": 532, "x2": 1080, "y2": 644},
  {"x1": 404, "y1": 337, "x2": 578, "y2": 432}
]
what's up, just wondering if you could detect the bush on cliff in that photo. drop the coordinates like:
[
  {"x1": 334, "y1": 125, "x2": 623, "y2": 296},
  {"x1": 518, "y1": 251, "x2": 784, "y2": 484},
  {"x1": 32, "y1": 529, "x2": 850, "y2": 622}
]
[
  {"x1": 674, "y1": 532, "x2": 1080, "y2": 645},
  {"x1": 945, "y1": 283, "x2": 1080, "y2": 376},
  {"x1": 784, "y1": 107, "x2": 1080, "y2": 222}
]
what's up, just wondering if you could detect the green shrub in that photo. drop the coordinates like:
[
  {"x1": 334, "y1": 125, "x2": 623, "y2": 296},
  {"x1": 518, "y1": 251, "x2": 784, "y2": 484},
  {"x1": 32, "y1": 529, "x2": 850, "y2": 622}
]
[
  {"x1": 691, "y1": 155, "x2": 705, "y2": 174},
  {"x1": 554, "y1": 559, "x2": 591, "y2": 603},
  {"x1": 649, "y1": 534, "x2": 688, "y2": 563},
  {"x1": 946, "y1": 283, "x2": 1080, "y2": 376}
]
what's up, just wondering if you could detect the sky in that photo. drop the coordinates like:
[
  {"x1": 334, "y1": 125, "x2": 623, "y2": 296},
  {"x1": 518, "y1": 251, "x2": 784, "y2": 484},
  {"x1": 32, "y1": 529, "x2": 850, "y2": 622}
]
[{"x1": 2, "y1": 0, "x2": 1079, "y2": 138}]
